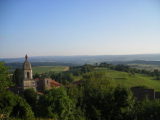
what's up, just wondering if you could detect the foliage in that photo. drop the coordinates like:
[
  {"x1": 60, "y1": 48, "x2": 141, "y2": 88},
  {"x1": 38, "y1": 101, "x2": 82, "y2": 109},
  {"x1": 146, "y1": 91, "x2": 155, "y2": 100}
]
[
  {"x1": 12, "y1": 68, "x2": 23, "y2": 86},
  {"x1": 10, "y1": 95, "x2": 34, "y2": 119},
  {"x1": 37, "y1": 87, "x2": 76, "y2": 120},
  {"x1": 81, "y1": 72, "x2": 135, "y2": 120},
  {"x1": 69, "y1": 64, "x2": 95, "y2": 76},
  {"x1": 67, "y1": 71, "x2": 135, "y2": 120},
  {"x1": 51, "y1": 72, "x2": 74, "y2": 84},
  {"x1": 0, "y1": 91, "x2": 17, "y2": 117},
  {"x1": 132, "y1": 99, "x2": 160, "y2": 120},
  {"x1": 33, "y1": 73, "x2": 40, "y2": 79},
  {"x1": 0, "y1": 62, "x2": 12, "y2": 91},
  {"x1": 0, "y1": 91, "x2": 34, "y2": 119},
  {"x1": 22, "y1": 89, "x2": 37, "y2": 115}
]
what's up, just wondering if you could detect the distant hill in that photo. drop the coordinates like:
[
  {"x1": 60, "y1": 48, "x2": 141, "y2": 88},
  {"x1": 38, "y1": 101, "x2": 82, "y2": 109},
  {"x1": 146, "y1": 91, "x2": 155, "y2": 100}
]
[
  {"x1": 109, "y1": 60, "x2": 160, "y2": 65},
  {"x1": 1, "y1": 54, "x2": 160, "y2": 65},
  {"x1": 5, "y1": 62, "x2": 73, "y2": 70}
]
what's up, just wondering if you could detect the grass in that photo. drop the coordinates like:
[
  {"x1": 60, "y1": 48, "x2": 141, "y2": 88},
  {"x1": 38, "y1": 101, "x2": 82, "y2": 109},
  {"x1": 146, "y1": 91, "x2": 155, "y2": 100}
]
[
  {"x1": 32, "y1": 66, "x2": 69, "y2": 74},
  {"x1": 94, "y1": 68, "x2": 160, "y2": 91}
]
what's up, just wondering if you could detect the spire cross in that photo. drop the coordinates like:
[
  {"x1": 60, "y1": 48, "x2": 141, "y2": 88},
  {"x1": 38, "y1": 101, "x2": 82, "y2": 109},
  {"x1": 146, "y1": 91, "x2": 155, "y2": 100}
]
[{"x1": 25, "y1": 54, "x2": 28, "y2": 60}]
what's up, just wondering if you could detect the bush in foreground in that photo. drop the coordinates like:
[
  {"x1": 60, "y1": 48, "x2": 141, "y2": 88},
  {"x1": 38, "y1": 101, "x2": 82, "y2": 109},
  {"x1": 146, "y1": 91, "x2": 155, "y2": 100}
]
[{"x1": 0, "y1": 91, "x2": 34, "y2": 119}]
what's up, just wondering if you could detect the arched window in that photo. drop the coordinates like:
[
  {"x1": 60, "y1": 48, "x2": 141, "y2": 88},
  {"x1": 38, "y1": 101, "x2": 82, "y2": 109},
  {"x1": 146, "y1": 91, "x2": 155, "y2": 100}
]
[{"x1": 27, "y1": 72, "x2": 30, "y2": 79}]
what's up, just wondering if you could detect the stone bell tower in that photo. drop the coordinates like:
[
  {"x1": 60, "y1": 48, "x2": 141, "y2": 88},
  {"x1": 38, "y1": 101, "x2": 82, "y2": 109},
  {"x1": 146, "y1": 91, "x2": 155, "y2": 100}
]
[
  {"x1": 23, "y1": 54, "x2": 36, "y2": 90},
  {"x1": 23, "y1": 54, "x2": 33, "y2": 80}
]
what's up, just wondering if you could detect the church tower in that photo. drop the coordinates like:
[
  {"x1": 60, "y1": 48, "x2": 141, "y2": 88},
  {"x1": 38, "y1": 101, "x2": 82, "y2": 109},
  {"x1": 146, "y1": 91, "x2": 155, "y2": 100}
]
[
  {"x1": 23, "y1": 54, "x2": 33, "y2": 79},
  {"x1": 23, "y1": 54, "x2": 36, "y2": 90}
]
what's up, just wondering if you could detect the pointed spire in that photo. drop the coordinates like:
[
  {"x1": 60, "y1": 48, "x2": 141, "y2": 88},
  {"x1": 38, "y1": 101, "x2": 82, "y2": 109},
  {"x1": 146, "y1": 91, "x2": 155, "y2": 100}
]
[{"x1": 25, "y1": 54, "x2": 28, "y2": 60}]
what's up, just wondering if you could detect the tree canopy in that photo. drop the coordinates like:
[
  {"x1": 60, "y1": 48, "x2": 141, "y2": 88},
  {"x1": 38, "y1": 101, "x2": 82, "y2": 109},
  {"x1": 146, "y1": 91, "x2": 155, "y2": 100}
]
[{"x1": 0, "y1": 62, "x2": 12, "y2": 91}]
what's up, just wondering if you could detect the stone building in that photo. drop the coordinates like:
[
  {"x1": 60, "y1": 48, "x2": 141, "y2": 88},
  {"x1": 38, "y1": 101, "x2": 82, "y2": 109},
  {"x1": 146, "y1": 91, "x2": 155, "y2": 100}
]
[
  {"x1": 131, "y1": 86, "x2": 160, "y2": 100},
  {"x1": 12, "y1": 54, "x2": 61, "y2": 93},
  {"x1": 23, "y1": 55, "x2": 36, "y2": 90},
  {"x1": 36, "y1": 78, "x2": 61, "y2": 92}
]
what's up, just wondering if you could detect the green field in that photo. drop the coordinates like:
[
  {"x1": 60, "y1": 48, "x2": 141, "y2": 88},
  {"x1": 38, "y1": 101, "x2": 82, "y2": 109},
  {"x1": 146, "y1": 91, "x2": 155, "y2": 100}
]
[
  {"x1": 94, "y1": 68, "x2": 160, "y2": 91},
  {"x1": 32, "y1": 66, "x2": 69, "y2": 74}
]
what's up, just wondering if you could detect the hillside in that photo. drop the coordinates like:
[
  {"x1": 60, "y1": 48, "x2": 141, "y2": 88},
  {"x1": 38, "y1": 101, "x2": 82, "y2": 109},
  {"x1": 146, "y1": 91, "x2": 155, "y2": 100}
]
[
  {"x1": 27, "y1": 65, "x2": 160, "y2": 91},
  {"x1": 92, "y1": 68, "x2": 160, "y2": 91},
  {"x1": 34, "y1": 65, "x2": 160, "y2": 91}
]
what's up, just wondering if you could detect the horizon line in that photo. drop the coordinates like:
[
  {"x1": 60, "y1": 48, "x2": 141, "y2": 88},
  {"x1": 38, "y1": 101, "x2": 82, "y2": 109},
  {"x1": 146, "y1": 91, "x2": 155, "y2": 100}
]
[{"x1": 1, "y1": 53, "x2": 160, "y2": 59}]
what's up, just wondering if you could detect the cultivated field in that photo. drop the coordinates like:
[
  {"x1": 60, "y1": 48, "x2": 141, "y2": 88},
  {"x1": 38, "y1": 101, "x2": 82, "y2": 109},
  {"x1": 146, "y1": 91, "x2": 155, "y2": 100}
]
[{"x1": 32, "y1": 66, "x2": 69, "y2": 74}]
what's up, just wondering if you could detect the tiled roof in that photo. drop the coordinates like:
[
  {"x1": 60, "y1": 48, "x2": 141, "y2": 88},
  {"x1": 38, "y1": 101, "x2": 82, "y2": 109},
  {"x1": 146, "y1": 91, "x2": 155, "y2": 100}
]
[{"x1": 50, "y1": 80, "x2": 61, "y2": 87}]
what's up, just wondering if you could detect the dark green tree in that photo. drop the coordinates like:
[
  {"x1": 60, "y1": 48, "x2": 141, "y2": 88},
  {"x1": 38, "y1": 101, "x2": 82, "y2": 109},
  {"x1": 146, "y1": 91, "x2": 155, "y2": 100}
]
[
  {"x1": 12, "y1": 68, "x2": 23, "y2": 87},
  {"x1": 38, "y1": 87, "x2": 76, "y2": 120},
  {"x1": 135, "y1": 100, "x2": 160, "y2": 120},
  {"x1": 10, "y1": 95, "x2": 34, "y2": 119},
  {"x1": 0, "y1": 91, "x2": 34, "y2": 119},
  {"x1": 23, "y1": 89, "x2": 37, "y2": 115},
  {"x1": 77, "y1": 72, "x2": 135, "y2": 120},
  {"x1": 0, "y1": 62, "x2": 12, "y2": 91},
  {"x1": 33, "y1": 73, "x2": 40, "y2": 79}
]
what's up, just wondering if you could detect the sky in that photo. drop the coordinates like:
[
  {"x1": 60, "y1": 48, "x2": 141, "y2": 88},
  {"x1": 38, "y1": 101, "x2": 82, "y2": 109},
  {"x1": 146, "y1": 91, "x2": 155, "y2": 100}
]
[{"x1": 0, "y1": 0, "x2": 160, "y2": 58}]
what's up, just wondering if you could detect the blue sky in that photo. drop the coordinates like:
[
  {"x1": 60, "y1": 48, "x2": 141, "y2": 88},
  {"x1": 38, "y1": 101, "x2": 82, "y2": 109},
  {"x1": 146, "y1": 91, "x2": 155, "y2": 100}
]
[{"x1": 0, "y1": 0, "x2": 160, "y2": 58}]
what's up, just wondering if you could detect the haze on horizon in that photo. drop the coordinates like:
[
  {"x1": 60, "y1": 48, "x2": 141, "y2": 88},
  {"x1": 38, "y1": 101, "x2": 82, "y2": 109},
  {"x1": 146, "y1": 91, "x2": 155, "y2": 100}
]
[{"x1": 0, "y1": 0, "x2": 160, "y2": 58}]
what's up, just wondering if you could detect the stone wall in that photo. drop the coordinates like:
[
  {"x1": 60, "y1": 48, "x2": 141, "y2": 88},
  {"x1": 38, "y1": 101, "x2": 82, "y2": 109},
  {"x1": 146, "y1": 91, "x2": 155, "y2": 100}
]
[
  {"x1": 23, "y1": 79, "x2": 36, "y2": 91},
  {"x1": 131, "y1": 86, "x2": 157, "y2": 101}
]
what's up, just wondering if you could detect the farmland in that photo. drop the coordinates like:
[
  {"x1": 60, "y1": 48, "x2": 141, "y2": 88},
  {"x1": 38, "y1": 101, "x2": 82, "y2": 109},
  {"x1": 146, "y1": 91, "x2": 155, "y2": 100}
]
[{"x1": 32, "y1": 66, "x2": 69, "y2": 74}]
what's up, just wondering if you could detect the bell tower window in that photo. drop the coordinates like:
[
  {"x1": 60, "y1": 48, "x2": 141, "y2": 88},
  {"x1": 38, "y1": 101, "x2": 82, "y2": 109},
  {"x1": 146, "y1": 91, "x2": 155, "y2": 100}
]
[{"x1": 27, "y1": 72, "x2": 30, "y2": 79}]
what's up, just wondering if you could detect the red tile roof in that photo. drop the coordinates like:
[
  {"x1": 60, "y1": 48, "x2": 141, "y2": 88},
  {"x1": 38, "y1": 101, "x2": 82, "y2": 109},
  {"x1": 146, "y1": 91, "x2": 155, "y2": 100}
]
[{"x1": 50, "y1": 80, "x2": 61, "y2": 87}]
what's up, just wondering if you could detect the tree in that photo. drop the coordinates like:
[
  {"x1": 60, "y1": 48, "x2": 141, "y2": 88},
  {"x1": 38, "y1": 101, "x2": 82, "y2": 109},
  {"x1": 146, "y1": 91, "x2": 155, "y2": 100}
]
[
  {"x1": 0, "y1": 62, "x2": 12, "y2": 91},
  {"x1": 23, "y1": 89, "x2": 37, "y2": 115},
  {"x1": 0, "y1": 91, "x2": 16, "y2": 117},
  {"x1": 0, "y1": 91, "x2": 34, "y2": 119},
  {"x1": 135, "y1": 100, "x2": 160, "y2": 120},
  {"x1": 38, "y1": 87, "x2": 76, "y2": 120},
  {"x1": 12, "y1": 68, "x2": 23, "y2": 86},
  {"x1": 153, "y1": 69, "x2": 160, "y2": 80},
  {"x1": 33, "y1": 73, "x2": 40, "y2": 79},
  {"x1": 80, "y1": 64, "x2": 94, "y2": 73},
  {"x1": 61, "y1": 72, "x2": 74, "y2": 84},
  {"x1": 75, "y1": 72, "x2": 135, "y2": 120},
  {"x1": 10, "y1": 95, "x2": 34, "y2": 119},
  {"x1": 51, "y1": 72, "x2": 74, "y2": 84}
]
